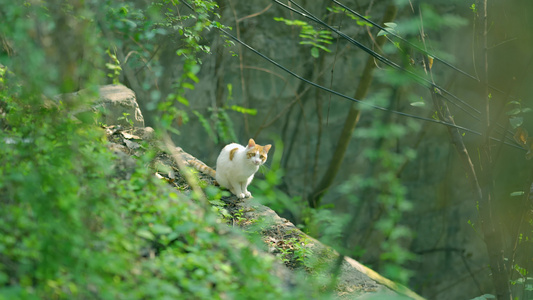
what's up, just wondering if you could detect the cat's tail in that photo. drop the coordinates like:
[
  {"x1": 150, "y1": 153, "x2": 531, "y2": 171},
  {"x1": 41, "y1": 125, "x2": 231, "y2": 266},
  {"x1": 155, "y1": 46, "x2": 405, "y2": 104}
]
[{"x1": 188, "y1": 159, "x2": 216, "y2": 179}]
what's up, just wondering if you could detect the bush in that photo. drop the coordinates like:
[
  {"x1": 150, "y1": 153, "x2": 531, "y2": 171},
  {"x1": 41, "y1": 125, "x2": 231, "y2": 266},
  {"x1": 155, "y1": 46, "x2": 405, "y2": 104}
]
[{"x1": 0, "y1": 1, "x2": 325, "y2": 299}]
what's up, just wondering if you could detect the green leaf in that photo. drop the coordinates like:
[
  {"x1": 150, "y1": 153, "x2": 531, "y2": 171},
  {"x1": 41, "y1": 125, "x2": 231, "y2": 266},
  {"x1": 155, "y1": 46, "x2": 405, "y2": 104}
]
[
  {"x1": 216, "y1": 110, "x2": 238, "y2": 143},
  {"x1": 136, "y1": 229, "x2": 155, "y2": 240},
  {"x1": 299, "y1": 40, "x2": 316, "y2": 46},
  {"x1": 177, "y1": 95, "x2": 190, "y2": 107},
  {"x1": 377, "y1": 30, "x2": 387, "y2": 37},
  {"x1": 315, "y1": 38, "x2": 333, "y2": 44},
  {"x1": 314, "y1": 44, "x2": 331, "y2": 52},
  {"x1": 231, "y1": 105, "x2": 257, "y2": 115},
  {"x1": 470, "y1": 294, "x2": 495, "y2": 300},
  {"x1": 506, "y1": 108, "x2": 521, "y2": 115},
  {"x1": 151, "y1": 224, "x2": 172, "y2": 235},
  {"x1": 311, "y1": 47, "x2": 319, "y2": 58},
  {"x1": 209, "y1": 199, "x2": 226, "y2": 206},
  {"x1": 105, "y1": 63, "x2": 121, "y2": 70},
  {"x1": 410, "y1": 101, "x2": 425, "y2": 107},
  {"x1": 509, "y1": 116, "x2": 523, "y2": 129},
  {"x1": 356, "y1": 19, "x2": 373, "y2": 27},
  {"x1": 193, "y1": 111, "x2": 218, "y2": 143},
  {"x1": 227, "y1": 83, "x2": 233, "y2": 100},
  {"x1": 384, "y1": 22, "x2": 397, "y2": 28},
  {"x1": 187, "y1": 72, "x2": 199, "y2": 83},
  {"x1": 182, "y1": 82, "x2": 195, "y2": 90},
  {"x1": 510, "y1": 191, "x2": 525, "y2": 197}
]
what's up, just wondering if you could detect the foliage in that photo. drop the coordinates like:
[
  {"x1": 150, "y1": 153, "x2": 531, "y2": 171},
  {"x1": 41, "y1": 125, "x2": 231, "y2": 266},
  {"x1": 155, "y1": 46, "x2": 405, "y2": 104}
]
[
  {"x1": 342, "y1": 91, "x2": 419, "y2": 284},
  {"x1": 255, "y1": 5, "x2": 419, "y2": 285},
  {"x1": 105, "y1": 48, "x2": 122, "y2": 85},
  {"x1": 326, "y1": 5, "x2": 373, "y2": 27},
  {"x1": 188, "y1": 83, "x2": 257, "y2": 144},
  {"x1": 0, "y1": 1, "x2": 327, "y2": 299},
  {"x1": 4, "y1": 0, "x2": 530, "y2": 298},
  {"x1": 377, "y1": 22, "x2": 399, "y2": 37},
  {"x1": 253, "y1": 132, "x2": 415, "y2": 284},
  {"x1": 181, "y1": 0, "x2": 533, "y2": 298},
  {"x1": 274, "y1": 17, "x2": 333, "y2": 58},
  {"x1": 274, "y1": 236, "x2": 314, "y2": 270},
  {"x1": 103, "y1": 0, "x2": 229, "y2": 134},
  {"x1": 117, "y1": 112, "x2": 134, "y2": 126},
  {"x1": 507, "y1": 100, "x2": 532, "y2": 129},
  {"x1": 275, "y1": 3, "x2": 376, "y2": 59}
]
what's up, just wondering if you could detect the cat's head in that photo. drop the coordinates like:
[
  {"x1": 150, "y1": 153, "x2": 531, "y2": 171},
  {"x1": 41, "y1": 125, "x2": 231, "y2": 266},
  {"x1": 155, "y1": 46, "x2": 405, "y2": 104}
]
[{"x1": 245, "y1": 138, "x2": 271, "y2": 166}]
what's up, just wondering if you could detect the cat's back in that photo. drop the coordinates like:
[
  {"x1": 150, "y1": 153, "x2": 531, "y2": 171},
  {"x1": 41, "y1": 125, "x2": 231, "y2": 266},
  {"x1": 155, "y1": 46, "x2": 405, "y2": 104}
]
[
  {"x1": 217, "y1": 143, "x2": 245, "y2": 164},
  {"x1": 221, "y1": 143, "x2": 245, "y2": 152},
  {"x1": 219, "y1": 143, "x2": 246, "y2": 157},
  {"x1": 216, "y1": 143, "x2": 247, "y2": 184}
]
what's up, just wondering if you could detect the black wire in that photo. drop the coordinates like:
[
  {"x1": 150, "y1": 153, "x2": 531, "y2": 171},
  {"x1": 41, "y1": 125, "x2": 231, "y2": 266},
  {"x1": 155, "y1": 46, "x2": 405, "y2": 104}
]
[
  {"x1": 276, "y1": 0, "x2": 517, "y2": 145},
  {"x1": 179, "y1": 0, "x2": 521, "y2": 149},
  {"x1": 219, "y1": 27, "x2": 522, "y2": 148},
  {"x1": 216, "y1": 26, "x2": 522, "y2": 149},
  {"x1": 275, "y1": 0, "x2": 482, "y2": 119},
  {"x1": 332, "y1": 0, "x2": 518, "y2": 101},
  {"x1": 329, "y1": 0, "x2": 519, "y2": 144},
  {"x1": 331, "y1": 0, "x2": 480, "y2": 82}
]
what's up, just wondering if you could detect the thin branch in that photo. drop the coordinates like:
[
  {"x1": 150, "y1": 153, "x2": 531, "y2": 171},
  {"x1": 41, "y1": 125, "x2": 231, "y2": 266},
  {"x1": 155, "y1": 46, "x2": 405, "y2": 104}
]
[
  {"x1": 240, "y1": 65, "x2": 287, "y2": 81},
  {"x1": 278, "y1": 0, "x2": 518, "y2": 141},
  {"x1": 228, "y1": 0, "x2": 250, "y2": 135},
  {"x1": 332, "y1": 0, "x2": 480, "y2": 81},
  {"x1": 236, "y1": 3, "x2": 272, "y2": 23},
  {"x1": 277, "y1": 0, "x2": 482, "y2": 118},
  {"x1": 216, "y1": 26, "x2": 522, "y2": 149}
]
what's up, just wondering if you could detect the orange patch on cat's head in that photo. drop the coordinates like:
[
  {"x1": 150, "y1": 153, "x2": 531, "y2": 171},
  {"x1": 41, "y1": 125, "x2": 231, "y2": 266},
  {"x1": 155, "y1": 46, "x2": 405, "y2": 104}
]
[
  {"x1": 247, "y1": 139, "x2": 271, "y2": 153},
  {"x1": 245, "y1": 139, "x2": 271, "y2": 161}
]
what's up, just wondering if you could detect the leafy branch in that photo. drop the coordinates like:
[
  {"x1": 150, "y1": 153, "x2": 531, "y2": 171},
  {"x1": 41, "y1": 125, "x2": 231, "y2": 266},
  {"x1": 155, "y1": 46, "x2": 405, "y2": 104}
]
[{"x1": 274, "y1": 17, "x2": 333, "y2": 58}]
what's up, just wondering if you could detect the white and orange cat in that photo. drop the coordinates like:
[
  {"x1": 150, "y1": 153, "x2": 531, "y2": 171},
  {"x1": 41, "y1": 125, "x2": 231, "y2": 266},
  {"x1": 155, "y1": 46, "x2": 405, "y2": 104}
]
[{"x1": 190, "y1": 139, "x2": 271, "y2": 199}]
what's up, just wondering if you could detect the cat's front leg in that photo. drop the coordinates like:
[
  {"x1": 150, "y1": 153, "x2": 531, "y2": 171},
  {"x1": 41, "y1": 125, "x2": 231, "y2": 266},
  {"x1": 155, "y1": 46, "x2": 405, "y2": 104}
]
[
  {"x1": 241, "y1": 182, "x2": 252, "y2": 198},
  {"x1": 243, "y1": 187, "x2": 251, "y2": 198},
  {"x1": 232, "y1": 183, "x2": 246, "y2": 199}
]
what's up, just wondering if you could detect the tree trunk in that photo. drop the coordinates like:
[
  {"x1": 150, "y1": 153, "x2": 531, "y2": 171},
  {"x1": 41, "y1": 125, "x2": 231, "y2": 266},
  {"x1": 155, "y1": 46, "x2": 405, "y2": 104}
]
[
  {"x1": 309, "y1": 5, "x2": 398, "y2": 208},
  {"x1": 478, "y1": 1, "x2": 512, "y2": 298}
]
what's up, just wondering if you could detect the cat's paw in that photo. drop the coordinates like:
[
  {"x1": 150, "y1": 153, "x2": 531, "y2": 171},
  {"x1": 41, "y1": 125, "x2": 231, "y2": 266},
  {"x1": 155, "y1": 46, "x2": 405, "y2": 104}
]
[
  {"x1": 237, "y1": 193, "x2": 246, "y2": 199},
  {"x1": 244, "y1": 191, "x2": 252, "y2": 198}
]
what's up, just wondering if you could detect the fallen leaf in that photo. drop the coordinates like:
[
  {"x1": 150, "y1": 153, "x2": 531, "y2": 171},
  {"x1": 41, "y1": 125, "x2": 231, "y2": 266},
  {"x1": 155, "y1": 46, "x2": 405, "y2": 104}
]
[
  {"x1": 514, "y1": 127, "x2": 528, "y2": 146},
  {"x1": 121, "y1": 131, "x2": 141, "y2": 140}
]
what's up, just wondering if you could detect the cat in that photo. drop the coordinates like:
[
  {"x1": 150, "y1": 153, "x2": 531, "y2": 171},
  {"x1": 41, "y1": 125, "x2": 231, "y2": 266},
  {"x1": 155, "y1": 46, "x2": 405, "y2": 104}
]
[{"x1": 189, "y1": 139, "x2": 271, "y2": 199}]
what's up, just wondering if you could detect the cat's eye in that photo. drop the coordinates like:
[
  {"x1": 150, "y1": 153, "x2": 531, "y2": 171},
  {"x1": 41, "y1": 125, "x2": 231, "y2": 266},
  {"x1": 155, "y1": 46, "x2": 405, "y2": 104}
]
[{"x1": 260, "y1": 155, "x2": 265, "y2": 159}]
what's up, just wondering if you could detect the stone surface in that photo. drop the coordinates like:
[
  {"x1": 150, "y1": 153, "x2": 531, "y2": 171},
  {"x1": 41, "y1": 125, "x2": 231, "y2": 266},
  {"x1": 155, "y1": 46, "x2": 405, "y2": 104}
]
[
  {"x1": 95, "y1": 84, "x2": 145, "y2": 127},
  {"x1": 174, "y1": 145, "x2": 425, "y2": 300},
  {"x1": 56, "y1": 84, "x2": 145, "y2": 127}
]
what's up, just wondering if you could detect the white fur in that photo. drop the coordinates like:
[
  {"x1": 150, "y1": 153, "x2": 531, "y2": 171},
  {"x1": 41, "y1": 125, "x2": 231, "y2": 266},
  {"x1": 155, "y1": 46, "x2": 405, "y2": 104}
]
[{"x1": 215, "y1": 143, "x2": 265, "y2": 199}]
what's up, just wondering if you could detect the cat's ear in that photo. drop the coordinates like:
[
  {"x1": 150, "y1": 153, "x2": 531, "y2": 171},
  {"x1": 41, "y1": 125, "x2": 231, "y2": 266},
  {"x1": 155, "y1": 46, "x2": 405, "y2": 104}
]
[
  {"x1": 247, "y1": 139, "x2": 256, "y2": 148},
  {"x1": 264, "y1": 144, "x2": 272, "y2": 153}
]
